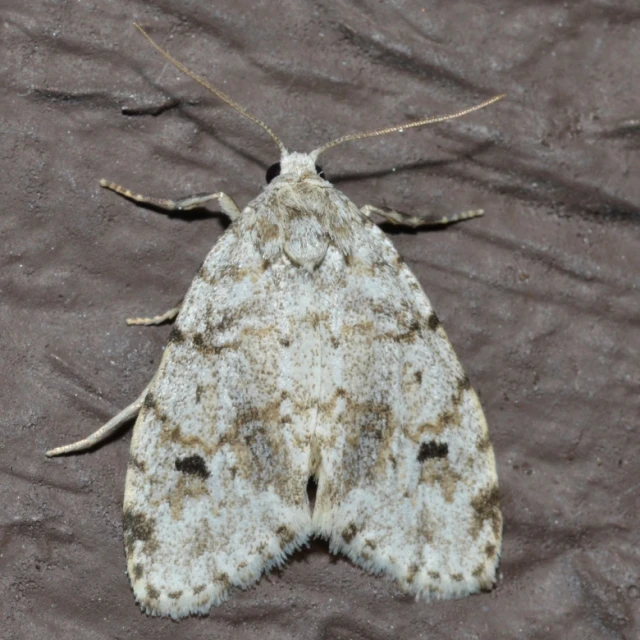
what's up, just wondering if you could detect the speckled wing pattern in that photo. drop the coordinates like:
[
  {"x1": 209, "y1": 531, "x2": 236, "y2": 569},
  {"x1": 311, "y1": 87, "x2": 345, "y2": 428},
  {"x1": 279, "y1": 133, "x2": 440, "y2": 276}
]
[
  {"x1": 123, "y1": 223, "x2": 317, "y2": 618},
  {"x1": 123, "y1": 153, "x2": 501, "y2": 618},
  {"x1": 312, "y1": 221, "x2": 501, "y2": 600}
]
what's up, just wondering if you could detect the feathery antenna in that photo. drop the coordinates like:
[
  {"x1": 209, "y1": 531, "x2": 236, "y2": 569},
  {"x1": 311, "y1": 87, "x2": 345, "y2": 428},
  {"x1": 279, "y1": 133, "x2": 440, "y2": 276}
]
[
  {"x1": 311, "y1": 94, "x2": 505, "y2": 160},
  {"x1": 133, "y1": 23, "x2": 287, "y2": 155}
]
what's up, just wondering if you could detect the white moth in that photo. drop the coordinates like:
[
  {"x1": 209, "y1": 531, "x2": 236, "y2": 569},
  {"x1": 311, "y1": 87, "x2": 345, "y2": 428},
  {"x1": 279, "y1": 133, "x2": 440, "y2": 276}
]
[{"x1": 47, "y1": 24, "x2": 503, "y2": 619}]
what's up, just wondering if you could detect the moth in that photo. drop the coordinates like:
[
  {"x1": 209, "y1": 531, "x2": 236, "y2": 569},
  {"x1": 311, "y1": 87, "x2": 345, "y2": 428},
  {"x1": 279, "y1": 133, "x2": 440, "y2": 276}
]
[{"x1": 48, "y1": 24, "x2": 503, "y2": 619}]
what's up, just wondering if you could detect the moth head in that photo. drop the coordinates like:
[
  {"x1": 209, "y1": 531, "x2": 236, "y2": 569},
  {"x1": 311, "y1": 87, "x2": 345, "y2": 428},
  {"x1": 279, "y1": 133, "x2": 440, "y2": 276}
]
[{"x1": 266, "y1": 153, "x2": 325, "y2": 184}]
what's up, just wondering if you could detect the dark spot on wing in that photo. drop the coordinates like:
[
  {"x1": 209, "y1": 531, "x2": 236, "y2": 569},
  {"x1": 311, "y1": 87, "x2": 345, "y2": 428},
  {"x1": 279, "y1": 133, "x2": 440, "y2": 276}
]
[
  {"x1": 457, "y1": 374, "x2": 471, "y2": 392},
  {"x1": 143, "y1": 392, "x2": 156, "y2": 411},
  {"x1": 472, "y1": 564, "x2": 485, "y2": 579},
  {"x1": 192, "y1": 332, "x2": 205, "y2": 349},
  {"x1": 471, "y1": 485, "x2": 502, "y2": 538},
  {"x1": 477, "y1": 433, "x2": 492, "y2": 451},
  {"x1": 146, "y1": 585, "x2": 160, "y2": 600},
  {"x1": 390, "y1": 318, "x2": 421, "y2": 343},
  {"x1": 408, "y1": 319, "x2": 422, "y2": 338},
  {"x1": 417, "y1": 440, "x2": 449, "y2": 462},
  {"x1": 406, "y1": 563, "x2": 419, "y2": 583},
  {"x1": 215, "y1": 572, "x2": 231, "y2": 590},
  {"x1": 132, "y1": 563, "x2": 144, "y2": 580},
  {"x1": 276, "y1": 525, "x2": 296, "y2": 547},
  {"x1": 123, "y1": 511, "x2": 155, "y2": 542},
  {"x1": 129, "y1": 455, "x2": 146, "y2": 473},
  {"x1": 280, "y1": 337, "x2": 291, "y2": 347},
  {"x1": 342, "y1": 522, "x2": 358, "y2": 544},
  {"x1": 168, "y1": 326, "x2": 185, "y2": 344},
  {"x1": 123, "y1": 509, "x2": 156, "y2": 556},
  {"x1": 414, "y1": 370, "x2": 423, "y2": 384},
  {"x1": 175, "y1": 454, "x2": 210, "y2": 479},
  {"x1": 427, "y1": 312, "x2": 440, "y2": 331}
]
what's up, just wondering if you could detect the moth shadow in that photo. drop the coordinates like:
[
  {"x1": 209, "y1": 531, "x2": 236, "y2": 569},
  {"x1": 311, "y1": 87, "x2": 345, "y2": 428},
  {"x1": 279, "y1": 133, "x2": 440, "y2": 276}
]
[
  {"x1": 329, "y1": 139, "x2": 494, "y2": 187},
  {"x1": 125, "y1": 69, "x2": 274, "y2": 170},
  {"x1": 283, "y1": 538, "x2": 333, "y2": 569},
  {"x1": 377, "y1": 220, "x2": 464, "y2": 236},
  {"x1": 126, "y1": 199, "x2": 232, "y2": 228},
  {"x1": 330, "y1": 141, "x2": 495, "y2": 235},
  {"x1": 330, "y1": 157, "x2": 452, "y2": 186}
]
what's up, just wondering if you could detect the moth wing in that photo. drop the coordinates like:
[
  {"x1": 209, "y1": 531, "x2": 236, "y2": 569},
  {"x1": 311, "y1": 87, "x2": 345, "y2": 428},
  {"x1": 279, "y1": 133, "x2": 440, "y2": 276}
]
[
  {"x1": 123, "y1": 226, "x2": 314, "y2": 618},
  {"x1": 312, "y1": 223, "x2": 501, "y2": 600}
]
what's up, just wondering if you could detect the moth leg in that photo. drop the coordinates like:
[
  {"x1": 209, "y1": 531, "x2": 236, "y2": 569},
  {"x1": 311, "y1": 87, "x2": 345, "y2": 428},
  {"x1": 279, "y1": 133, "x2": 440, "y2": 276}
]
[
  {"x1": 126, "y1": 302, "x2": 182, "y2": 326},
  {"x1": 361, "y1": 204, "x2": 483, "y2": 228},
  {"x1": 46, "y1": 383, "x2": 151, "y2": 457},
  {"x1": 100, "y1": 180, "x2": 241, "y2": 221}
]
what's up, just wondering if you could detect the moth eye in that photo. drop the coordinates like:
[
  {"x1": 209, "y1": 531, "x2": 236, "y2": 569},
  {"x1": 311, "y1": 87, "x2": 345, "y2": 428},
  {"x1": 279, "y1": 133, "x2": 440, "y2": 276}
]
[
  {"x1": 315, "y1": 164, "x2": 325, "y2": 179},
  {"x1": 266, "y1": 162, "x2": 281, "y2": 183}
]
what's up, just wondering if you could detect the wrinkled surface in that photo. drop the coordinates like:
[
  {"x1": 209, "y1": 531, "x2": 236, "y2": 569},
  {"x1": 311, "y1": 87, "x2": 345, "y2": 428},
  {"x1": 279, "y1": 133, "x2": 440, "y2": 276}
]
[{"x1": 1, "y1": 0, "x2": 639, "y2": 638}]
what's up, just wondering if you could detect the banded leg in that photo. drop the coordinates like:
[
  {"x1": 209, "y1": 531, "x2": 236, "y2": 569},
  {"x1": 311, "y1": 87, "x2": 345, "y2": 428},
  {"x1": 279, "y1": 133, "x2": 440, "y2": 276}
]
[
  {"x1": 46, "y1": 384, "x2": 151, "y2": 457},
  {"x1": 126, "y1": 303, "x2": 182, "y2": 326},
  {"x1": 100, "y1": 180, "x2": 242, "y2": 221},
  {"x1": 361, "y1": 204, "x2": 483, "y2": 228}
]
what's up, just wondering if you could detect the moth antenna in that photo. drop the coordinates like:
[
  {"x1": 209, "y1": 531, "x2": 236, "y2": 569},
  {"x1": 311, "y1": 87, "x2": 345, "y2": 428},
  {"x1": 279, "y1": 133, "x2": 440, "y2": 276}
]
[
  {"x1": 134, "y1": 23, "x2": 287, "y2": 155},
  {"x1": 310, "y1": 94, "x2": 505, "y2": 160}
]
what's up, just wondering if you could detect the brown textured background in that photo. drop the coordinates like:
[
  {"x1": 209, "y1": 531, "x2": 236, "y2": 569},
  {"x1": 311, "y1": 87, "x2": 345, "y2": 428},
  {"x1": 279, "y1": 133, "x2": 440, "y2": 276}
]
[{"x1": 2, "y1": 1, "x2": 639, "y2": 638}]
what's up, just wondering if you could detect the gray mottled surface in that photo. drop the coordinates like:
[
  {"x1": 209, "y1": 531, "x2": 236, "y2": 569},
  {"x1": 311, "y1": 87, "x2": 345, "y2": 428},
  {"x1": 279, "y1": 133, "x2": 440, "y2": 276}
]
[{"x1": 2, "y1": 0, "x2": 639, "y2": 638}]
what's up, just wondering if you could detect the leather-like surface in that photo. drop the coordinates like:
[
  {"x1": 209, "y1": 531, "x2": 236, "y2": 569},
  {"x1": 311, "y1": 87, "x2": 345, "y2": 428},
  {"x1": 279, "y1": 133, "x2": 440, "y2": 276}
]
[{"x1": 2, "y1": 1, "x2": 639, "y2": 637}]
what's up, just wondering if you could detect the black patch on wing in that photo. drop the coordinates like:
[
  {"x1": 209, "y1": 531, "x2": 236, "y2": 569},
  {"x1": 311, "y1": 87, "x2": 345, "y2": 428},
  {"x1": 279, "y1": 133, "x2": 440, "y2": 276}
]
[
  {"x1": 175, "y1": 454, "x2": 210, "y2": 479},
  {"x1": 427, "y1": 312, "x2": 440, "y2": 331},
  {"x1": 417, "y1": 440, "x2": 449, "y2": 462}
]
